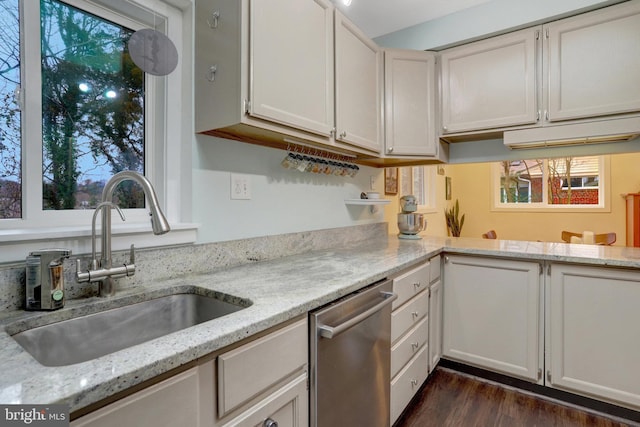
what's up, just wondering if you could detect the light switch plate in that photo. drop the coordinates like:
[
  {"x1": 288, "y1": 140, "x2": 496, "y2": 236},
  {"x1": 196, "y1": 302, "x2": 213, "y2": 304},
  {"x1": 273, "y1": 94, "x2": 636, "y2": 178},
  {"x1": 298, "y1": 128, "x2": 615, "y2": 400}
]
[{"x1": 230, "y1": 173, "x2": 251, "y2": 200}]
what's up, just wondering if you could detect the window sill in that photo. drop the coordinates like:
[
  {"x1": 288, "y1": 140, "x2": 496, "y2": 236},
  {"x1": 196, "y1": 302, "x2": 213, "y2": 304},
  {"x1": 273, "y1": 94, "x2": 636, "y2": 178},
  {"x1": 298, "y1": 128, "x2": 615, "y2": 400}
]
[{"x1": 0, "y1": 223, "x2": 199, "y2": 265}]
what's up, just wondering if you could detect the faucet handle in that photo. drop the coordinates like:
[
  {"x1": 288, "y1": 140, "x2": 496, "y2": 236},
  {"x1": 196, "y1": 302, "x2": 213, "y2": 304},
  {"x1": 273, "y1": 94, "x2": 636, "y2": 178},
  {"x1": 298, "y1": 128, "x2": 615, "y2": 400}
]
[{"x1": 76, "y1": 259, "x2": 89, "y2": 283}]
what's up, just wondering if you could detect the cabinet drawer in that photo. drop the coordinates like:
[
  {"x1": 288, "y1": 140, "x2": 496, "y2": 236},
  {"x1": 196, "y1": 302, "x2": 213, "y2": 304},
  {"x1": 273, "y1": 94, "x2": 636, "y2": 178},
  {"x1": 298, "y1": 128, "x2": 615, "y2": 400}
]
[
  {"x1": 390, "y1": 345, "x2": 429, "y2": 425},
  {"x1": 429, "y1": 256, "x2": 441, "y2": 283},
  {"x1": 391, "y1": 290, "x2": 429, "y2": 344},
  {"x1": 391, "y1": 317, "x2": 428, "y2": 379},
  {"x1": 71, "y1": 368, "x2": 200, "y2": 427},
  {"x1": 392, "y1": 262, "x2": 430, "y2": 309},
  {"x1": 217, "y1": 319, "x2": 307, "y2": 417}
]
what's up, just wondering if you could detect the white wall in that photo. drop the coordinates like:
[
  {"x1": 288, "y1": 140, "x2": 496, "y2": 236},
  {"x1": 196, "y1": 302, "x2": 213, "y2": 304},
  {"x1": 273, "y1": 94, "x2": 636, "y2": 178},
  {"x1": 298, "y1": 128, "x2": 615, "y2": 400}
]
[
  {"x1": 374, "y1": 0, "x2": 625, "y2": 50},
  {"x1": 193, "y1": 135, "x2": 385, "y2": 243}
]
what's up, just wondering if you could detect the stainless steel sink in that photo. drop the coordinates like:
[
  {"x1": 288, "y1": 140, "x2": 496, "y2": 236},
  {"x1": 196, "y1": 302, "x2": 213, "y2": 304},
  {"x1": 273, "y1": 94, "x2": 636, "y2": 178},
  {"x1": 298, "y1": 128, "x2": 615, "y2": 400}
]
[{"x1": 11, "y1": 292, "x2": 250, "y2": 366}]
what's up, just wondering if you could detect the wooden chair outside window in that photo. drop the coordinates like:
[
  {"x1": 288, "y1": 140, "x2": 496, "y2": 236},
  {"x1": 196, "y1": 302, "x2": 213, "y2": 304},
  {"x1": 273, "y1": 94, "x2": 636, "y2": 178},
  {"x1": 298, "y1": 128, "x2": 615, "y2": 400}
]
[
  {"x1": 561, "y1": 231, "x2": 616, "y2": 245},
  {"x1": 482, "y1": 230, "x2": 497, "y2": 239}
]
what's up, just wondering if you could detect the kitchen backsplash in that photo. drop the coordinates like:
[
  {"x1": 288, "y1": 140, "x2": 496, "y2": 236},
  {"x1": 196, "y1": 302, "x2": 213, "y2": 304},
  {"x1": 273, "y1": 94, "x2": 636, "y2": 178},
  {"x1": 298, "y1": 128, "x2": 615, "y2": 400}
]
[{"x1": 0, "y1": 223, "x2": 387, "y2": 313}]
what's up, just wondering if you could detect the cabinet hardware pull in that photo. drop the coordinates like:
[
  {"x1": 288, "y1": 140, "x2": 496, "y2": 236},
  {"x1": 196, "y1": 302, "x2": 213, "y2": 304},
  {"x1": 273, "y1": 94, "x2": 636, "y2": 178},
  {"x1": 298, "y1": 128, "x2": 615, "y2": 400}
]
[
  {"x1": 411, "y1": 379, "x2": 418, "y2": 387},
  {"x1": 411, "y1": 342, "x2": 419, "y2": 350},
  {"x1": 411, "y1": 311, "x2": 419, "y2": 318},
  {"x1": 388, "y1": 146, "x2": 394, "y2": 153},
  {"x1": 263, "y1": 418, "x2": 278, "y2": 427},
  {"x1": 340, "y1": 131, "x2": 347, "y2": 139},
  {"x1": 318, "y1": 291, "x2": 398, "y2": 339},
  {"x1": 207, "y1": 65, "x2": 217, "y2": 82},
  {"x1": 207, "y1": 10, "x2": 220, "y2": 28},
  {"x1": 413, "y1": 282, "x2": 421, "y2": 289}
]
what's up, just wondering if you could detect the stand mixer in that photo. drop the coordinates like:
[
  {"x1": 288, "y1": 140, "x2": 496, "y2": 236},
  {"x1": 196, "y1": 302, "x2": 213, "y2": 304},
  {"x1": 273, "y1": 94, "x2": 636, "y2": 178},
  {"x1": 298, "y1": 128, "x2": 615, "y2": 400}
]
[{"x1": 397, "y1": 195, "x2": 426, "y2": 239}]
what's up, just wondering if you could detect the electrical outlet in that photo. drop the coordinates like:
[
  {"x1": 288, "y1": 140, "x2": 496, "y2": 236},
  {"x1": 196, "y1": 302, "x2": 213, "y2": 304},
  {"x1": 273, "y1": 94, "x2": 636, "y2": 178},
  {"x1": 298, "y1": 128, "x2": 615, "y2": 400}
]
[{"x1": 230, "y1": 173, "x2": 251, "y2": 200}]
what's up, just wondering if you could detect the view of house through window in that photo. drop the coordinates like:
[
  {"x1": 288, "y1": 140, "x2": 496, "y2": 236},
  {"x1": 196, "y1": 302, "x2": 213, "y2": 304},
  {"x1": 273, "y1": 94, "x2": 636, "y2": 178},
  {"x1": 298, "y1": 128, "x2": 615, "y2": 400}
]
[
  {"x1": 497, "y1": 156, "x2": 604, "y2": 207},
  {"x1": 0, "y1": 0, "x2": 146, "y2": 219}
]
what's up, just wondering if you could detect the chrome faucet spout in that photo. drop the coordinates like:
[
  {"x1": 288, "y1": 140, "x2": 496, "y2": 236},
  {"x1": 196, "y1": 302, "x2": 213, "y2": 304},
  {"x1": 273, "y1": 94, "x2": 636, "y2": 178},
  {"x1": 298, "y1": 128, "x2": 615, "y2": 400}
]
[
  {"x1": 100, "y1": 171, "x2": 170, "y2": 270},
  {"x1": 76, "y1": 171, "x2": 170, "y2": 297}
]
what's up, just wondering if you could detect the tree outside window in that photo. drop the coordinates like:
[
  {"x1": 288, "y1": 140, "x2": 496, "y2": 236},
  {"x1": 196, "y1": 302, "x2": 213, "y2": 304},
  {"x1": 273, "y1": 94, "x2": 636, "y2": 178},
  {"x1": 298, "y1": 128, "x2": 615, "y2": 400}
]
[{"x1": 0, "y1": 0, "x2": 146, "y2": 219}]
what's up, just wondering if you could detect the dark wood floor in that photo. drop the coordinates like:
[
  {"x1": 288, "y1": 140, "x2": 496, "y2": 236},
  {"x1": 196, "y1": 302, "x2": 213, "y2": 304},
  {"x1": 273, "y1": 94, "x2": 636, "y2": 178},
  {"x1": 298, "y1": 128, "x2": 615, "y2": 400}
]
[{"x1": 395, "y1": 368, "x2": 639, "y2": 427}]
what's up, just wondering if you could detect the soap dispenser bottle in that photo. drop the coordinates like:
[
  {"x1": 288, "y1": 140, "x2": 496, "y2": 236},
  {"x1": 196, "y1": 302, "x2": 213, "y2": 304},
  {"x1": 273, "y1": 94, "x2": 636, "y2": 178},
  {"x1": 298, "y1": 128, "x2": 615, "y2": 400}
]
[{"x1": 25, "y1": 249, "x2": 71, "y2": 310}]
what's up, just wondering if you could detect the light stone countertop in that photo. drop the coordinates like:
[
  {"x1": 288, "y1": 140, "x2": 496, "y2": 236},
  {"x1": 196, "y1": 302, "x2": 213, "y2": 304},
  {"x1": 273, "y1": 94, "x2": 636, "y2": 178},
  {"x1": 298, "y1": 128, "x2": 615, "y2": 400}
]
[{"x1": 1, "y1": 235, "x2": 640, "y2": 414}]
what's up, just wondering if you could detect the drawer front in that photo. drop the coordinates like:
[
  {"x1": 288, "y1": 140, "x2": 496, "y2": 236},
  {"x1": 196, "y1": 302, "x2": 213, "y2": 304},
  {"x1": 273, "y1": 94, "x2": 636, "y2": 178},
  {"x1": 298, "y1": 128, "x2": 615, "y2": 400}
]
[
  {"x1": 391, "y1": 290, "x2": 429, "y2": 344},
  {"x1": 71, "y1": 368, "x2": 200, "y2": 427},
  {"x1": 217, "y1": 319, "x2": 307, "y2": 417},
  {"x1": 429, "y1": 256, "x2": 441, "y2": 283},
  {"x1": 391, "y1": 317, "x2": 428, "y2": 379},
  {"x1": 392, "y1": 262, "x2": 430, "y2": 309},
  {"x1": 390, "y1": 345, "x2": 429, "y2": 425}
]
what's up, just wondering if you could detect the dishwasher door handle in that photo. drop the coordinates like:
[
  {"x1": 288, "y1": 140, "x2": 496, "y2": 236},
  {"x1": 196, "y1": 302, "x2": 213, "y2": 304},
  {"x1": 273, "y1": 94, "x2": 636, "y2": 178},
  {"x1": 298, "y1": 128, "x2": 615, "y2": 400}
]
[{"x1": 318, "y1": 291, "x2": 397, "y2": 339}]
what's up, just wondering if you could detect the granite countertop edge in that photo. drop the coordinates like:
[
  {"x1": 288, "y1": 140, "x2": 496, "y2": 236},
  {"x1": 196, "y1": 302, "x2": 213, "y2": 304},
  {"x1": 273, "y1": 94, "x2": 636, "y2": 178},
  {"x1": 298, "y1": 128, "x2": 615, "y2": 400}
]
[{"x1": 2, "y1": 235, "x2": 640, "y2": 412}]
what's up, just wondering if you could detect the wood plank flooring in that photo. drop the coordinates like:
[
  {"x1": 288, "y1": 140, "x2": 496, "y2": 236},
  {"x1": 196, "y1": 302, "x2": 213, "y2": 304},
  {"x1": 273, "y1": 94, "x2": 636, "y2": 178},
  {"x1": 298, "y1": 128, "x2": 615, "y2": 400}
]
[{"x1": 395, "y1": 368, "x2": 639, "y2": 427}]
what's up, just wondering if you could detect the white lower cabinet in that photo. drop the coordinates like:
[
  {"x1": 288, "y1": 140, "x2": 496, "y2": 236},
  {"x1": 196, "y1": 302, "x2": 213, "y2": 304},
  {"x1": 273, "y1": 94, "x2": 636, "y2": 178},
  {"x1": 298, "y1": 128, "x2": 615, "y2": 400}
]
[
  {"x1": 443, "y1": 255, "x2": 542, "y2": 383},
  {"x1": 71, "y1": 318, "x2": 308, "y2": 427},
  {"x1": 428, "y1": 265, "x2": 442, "y2": 372},
  {"x1": 547, "y1": 263, "x2": 640, "y2": 411}
]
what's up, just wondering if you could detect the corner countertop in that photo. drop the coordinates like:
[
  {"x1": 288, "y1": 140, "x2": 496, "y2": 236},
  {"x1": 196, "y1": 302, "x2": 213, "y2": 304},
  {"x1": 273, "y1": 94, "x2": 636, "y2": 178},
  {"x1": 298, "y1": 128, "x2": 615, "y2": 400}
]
[{"x1": 2, "y1": 235, "x2": 640, "y2": 413}]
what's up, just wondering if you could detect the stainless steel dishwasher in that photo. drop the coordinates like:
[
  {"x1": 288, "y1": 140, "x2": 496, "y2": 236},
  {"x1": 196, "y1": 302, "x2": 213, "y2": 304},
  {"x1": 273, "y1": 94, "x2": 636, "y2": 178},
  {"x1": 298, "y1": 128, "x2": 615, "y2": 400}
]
[{"x1": 310, "y1": 278, "x2": 397, "y2": 427}]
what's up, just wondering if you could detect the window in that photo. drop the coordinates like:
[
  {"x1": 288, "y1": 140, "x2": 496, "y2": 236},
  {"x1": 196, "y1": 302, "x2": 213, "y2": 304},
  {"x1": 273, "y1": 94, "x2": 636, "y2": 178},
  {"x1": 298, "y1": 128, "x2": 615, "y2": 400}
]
[
  {"x1": 493, "y1": 155, "x2": 609, "y2": 211},
  {"x1": 0, "y1": 0, "x2": 192, "y2": 262},
  {"x1": 400, "y1": 166, "x2": 437, "y2": 212}
]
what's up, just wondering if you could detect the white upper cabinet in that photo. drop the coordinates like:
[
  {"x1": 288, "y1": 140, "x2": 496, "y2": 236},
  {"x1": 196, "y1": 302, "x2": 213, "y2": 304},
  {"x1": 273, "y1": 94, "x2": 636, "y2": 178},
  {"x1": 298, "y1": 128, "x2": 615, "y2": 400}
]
[
  {"x1": 440, "y1": 27, "x2": 539, "y2": 134},
  {"x1": 334, "y1": 11, "x2": 382, "y2": 153},
  {"x1": 250, "y1": 0, "x2": 334, "y2": 136},
  {"x1": 545, "y1": 0, "x2": 640, "y2": 122},
  {"x1": 384, "y1": 49, "x2": 438, "y2": 157}
]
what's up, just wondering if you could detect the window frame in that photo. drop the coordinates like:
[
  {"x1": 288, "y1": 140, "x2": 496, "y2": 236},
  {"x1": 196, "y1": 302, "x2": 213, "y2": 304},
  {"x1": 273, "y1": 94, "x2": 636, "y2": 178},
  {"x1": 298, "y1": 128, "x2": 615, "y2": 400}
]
[
  {"x1": 0, "y1": 0, "x2": 195, "y2": 264},
  {"x1": 400, "y1": 165, "x2": 437, "y2": 213},
  {"x1": 491, "y1": 155, "x2": 611, "y2": 213}
]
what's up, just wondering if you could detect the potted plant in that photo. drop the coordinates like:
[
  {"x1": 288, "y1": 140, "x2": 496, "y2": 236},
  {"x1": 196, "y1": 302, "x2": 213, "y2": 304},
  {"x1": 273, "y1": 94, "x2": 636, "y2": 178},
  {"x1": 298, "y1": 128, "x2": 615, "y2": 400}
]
[{"x1": 445, "y1": 199, "x2": 465, "y2": 237}]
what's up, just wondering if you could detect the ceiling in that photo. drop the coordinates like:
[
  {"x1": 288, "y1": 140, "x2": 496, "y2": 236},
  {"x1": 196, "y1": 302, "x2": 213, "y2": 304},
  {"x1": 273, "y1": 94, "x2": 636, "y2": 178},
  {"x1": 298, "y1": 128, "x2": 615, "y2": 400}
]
[{"x1": 335, "y1": 0, "x2": 494, "y2": 39}]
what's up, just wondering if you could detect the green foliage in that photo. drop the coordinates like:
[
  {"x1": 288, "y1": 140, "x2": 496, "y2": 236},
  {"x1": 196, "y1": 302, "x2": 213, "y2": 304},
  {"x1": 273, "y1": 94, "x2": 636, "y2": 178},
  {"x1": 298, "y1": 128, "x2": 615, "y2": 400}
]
[{"x1": 445, "y1": 199, "x2": 465, "y2": 237}]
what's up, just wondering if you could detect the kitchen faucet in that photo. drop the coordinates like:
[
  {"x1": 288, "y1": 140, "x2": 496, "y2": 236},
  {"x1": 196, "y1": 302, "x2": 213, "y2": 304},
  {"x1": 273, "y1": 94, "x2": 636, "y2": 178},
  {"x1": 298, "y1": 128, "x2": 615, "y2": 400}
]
[{"x1": 76, "y1": 171, "x2": 170, "y2": 297}]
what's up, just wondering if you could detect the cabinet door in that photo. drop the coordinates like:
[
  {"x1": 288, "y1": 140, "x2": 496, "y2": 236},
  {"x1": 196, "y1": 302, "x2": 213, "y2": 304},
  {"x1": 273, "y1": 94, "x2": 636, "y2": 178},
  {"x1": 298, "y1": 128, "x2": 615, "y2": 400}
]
[
  {"x1": 384, "y1": 49, "x2": 437, "y2": 156},
  {"x1": 221, "y1": 373, "x2": 308, "y2": 427},
  {"x1": 545, "y1": 1, "x2": 640, "y2": 122},
  {"x1": 440, "y1": 27, "x2": 538, "y2": 133},
  {"x1": 250, "y1": 0, "x2": 334, "y2": 136},
  {"x1": 443, "y1": 255, "x2": 542, "y2": 382},
  {"x1": 428, "y1": 278, "x2": 442, "y2": 372},
  {"x1": 335, "y1": 11, "x2": 382, "y2": 152},
  {"x1": 547, "y1": 264, "x2": 640, "y2": 410}
]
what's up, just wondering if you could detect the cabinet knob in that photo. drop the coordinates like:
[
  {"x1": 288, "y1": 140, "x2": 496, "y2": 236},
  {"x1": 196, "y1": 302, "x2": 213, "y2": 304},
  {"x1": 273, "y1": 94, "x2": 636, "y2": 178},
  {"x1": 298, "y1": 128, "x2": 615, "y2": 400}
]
[
  {"x1": 411, "y1": 379, "x2": 418, "y2": 387},
  {"x1": 413, "y1": 282, "x2": 421, "y2": 289},
  {"x1": 264, "y1": 418, "x2": 278, "y2": 427},
  {"x1": 340, "y1": 131, "x2": 347, "y2": 139},
  {"x1": 443, "y1": 126, "x2": 448, "y2": 131},
  {"x1": 411, "y1": 342, "x2": 420, "y2": 350},
  {"x1": 411, "y1": 311, "x2": 419, "y2": 318},
  {"x1": 387, "y1": 146, "x2": 394, "y2": 153}
]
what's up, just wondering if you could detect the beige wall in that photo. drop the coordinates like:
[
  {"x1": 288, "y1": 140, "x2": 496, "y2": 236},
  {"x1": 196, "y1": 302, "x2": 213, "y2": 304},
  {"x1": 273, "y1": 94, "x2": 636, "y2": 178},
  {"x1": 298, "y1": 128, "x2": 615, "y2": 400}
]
[
  {"x1": 384, "y1": 166, "x2": 450, "y2": 237},
  {"x1": 385, "y1": 153, "x2": 640, "y2": 245}
]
